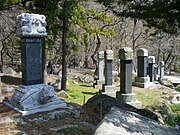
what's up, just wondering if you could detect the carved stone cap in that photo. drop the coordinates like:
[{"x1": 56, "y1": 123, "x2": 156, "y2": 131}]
[
  {"x1": 98, "y1": 51, "x2": 104, "y2": 59},
  {"x1": 160, "y1": 61, "x2": 164, "y2": 66},
  {"x1": 16, "y1": 13, "x2": 47, "y2": 37},
  {"x1": 105, "y1": 50, "x2": 113, "y2": 60},
  {"x1": 137, "y1": 48, "x2": 148, "y2": 57},
  {"x1": 119, "y1": 47, "x2": 133, "y2": 60},
  {"x1": 148, "y1": 56, "x2": 155, "y2": 63}
]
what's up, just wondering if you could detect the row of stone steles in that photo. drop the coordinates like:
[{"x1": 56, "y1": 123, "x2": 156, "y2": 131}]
[{"x1": 93, "y1": 48, "x2": 165, "y2": 107}]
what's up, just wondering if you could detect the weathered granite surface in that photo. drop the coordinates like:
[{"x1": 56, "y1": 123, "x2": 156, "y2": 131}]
[
  {"x1": 16, "y1": 13, "x2": 47, "y2": 37},
  {"x1": 4, "y1": 84, "x2": 67, "y2": 115},
  {"x1": 94, "y1": 107, "x2": 179, "y2": 135},
  {"x1": 119, "y1": 47, "x2": 133, "y2": 60}
]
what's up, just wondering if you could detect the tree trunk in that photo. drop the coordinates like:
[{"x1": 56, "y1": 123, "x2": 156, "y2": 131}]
[
  {"x1": 61, "y1": 0, "x2": 68, "y2": 91},
  {"x1": 84, "y1": 56, "x2": 89, "y2": 68},
  {"x1": 91, "y1": 34, "x2": 101, "y2": 78}
]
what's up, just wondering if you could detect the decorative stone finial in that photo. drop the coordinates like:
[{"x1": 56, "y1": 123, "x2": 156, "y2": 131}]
[
  {"x1": 105, "y1": 50, "x2": 113, "y2": 60},
  {"x1": 119, "y1": 47, "x2": 133, "y2": 60},
  {"x1": 148, "y1": 56, "x2": 155, "y2": 63},
  {"x1": 16, "y1": 13, "x2": 47, "y2": 37},
  {"x1": 98, "y1": 51, "x2": 104, "y2": 59},
  {"x1": 160, "y1": 61, "x2": 164, "y2": 66},
  {"x1": 137, "y1": 48, "x2": 148, "y2": 57}
]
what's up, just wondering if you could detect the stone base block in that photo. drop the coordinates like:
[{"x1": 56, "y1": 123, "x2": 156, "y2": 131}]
[
  {"x1": 0, "y1": 96, "x2": 4, "y2": 102},
  {"x1": 126, "y1": 100, "x2": 142, "y2": 107},
  {"x1": 101, "y1": 92, "x2": 116, "y2": 97},
  {"x1": 132, "y1": 82, "x2": 154, "y2": 88},
  {"x1": 135, "y1": 77, "x2": 149, "y2": 83},
  {"x1": 93, "y1": 80, "x2": 105, "y2": 89},
  {"x1": 116, "y1": 92, "x2": 136, "y2": 102},
  {"x1": 3, "y1": 84, "x2": 67, "y2": 116},
  {"x1": 102, "y1": 85, "x2": 116, "y2": 97},
  {"x1": 116, "y1": 92, "x2": 142, "y2": 107}
]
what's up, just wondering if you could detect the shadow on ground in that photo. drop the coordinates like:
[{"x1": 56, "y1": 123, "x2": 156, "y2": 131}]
[
  {"x1": 82, "y1": 91, "x2": 99, "y2": 95},
  {"x1": 1, "y1": 75, "x2": 22, "y2": 85},
  {"x1": 79, "y1": 84, "x2": 93, "y2": 88}
]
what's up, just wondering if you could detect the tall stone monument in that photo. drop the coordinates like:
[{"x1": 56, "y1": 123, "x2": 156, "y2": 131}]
[
  {"x1": 148, "y1": 56, "x2": 155, "y2": 82},
  {"x1": 133, "y1": 48, "x2": 150, "y2": 88},
  {"x1": 93, "y1": 51, "x2": 105, "y2": 89},
  {"x1": 102, "y1": 50, "x2": 116, "y2": 97},
  {"x1": 158, "y1": 61, "x2": 164, "y2": 81},
  {"x1": 4, "y1": 13, "x2": 67, "y2": 115},
  {"x1": 117, "y1": 47, "x2": 141, "y2": 106}
]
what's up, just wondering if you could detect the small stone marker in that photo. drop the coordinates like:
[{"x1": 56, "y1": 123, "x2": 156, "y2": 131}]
[
  {"x1": 93, "y1": 51, "x2": 105, "y2": 89},
  {"x1": 133, "y1": 48, "x2": 150, "y2": 88},
  {"x1": 159, "y1": 61, "x2": 164, "y2": 81},
  {"x1": 3, "y1": 13, "x2": 67, "y2": 115},
  {"x1": 148, "y1": 56, "x2": 155, "y2": 82},
  {"x1": 117, "y1": 47, "x2": 141, "y2": 106},
  {"x1": 102, "y1": 50, "x2": 116, "y2": 97},
  {"x1": 154, "y1": 64, "x2": 158, "y2": 81}
]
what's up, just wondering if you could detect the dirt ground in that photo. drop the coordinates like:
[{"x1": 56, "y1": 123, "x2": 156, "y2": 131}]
[{"x1": 0, "y1": 100, "x2": 97, "y2": 135}]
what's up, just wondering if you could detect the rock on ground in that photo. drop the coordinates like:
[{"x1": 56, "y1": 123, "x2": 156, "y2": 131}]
[
  {"x1": 83, "y1": 94, "x2": 159, "y2": 124},
  {"x1": 94, "y1": 107, "x2": 180, "y2": 135},
  {"x1": 80, "y1": 74, "x2": 94, "y2": 83}
]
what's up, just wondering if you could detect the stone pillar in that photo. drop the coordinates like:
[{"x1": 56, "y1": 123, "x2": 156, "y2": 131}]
[
  {"x1": 102, "y1": 50, "x2": 116, "y2": 97},
  {"x1": 133, "y1": 48, "x2": 150, "y2": 88},
  {"x1": 148, "y1": 56, "x2": 155, "y2": 82},
  {"x1": 4, "y1": 13, "x2": 66, "y2": 115},
  {"x1": 93, "y1": 51, "x2": 105, "y2": 89},
  {"x1": 154, "y1": 64, "x2": 158, "y2": 81},
  {"x1": 117, "y1": 47, "x2": 141, "y2": 107},
  {"x1": 159, "y1": 61, "x2": 164, "y2": 81}
]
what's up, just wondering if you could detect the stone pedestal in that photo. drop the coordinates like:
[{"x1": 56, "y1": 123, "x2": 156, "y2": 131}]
[
  {"x1": 133, "y1": 77, "x2": 151, "y2": 88},
  {"x1": 3, "y1": 13, "x2": 67, "y2": 115},
  {"x1": 94, "y1": 51, "x2": 105, "y2": 89},
  {"x1": 102, "y1": 50, "x2": 116, "y2": 97},
  {"x1": 4, "y1": 84, "x2": 67, "y2": 115},
  {"x1": 117, "y1": 47, "x2": 141, "y2": 107},
  {"x1": 133, "y1": 48, "x2": 150, "y2": 88}
]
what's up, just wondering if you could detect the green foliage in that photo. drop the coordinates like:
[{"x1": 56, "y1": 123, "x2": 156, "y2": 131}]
[
  {"x1": 175, "y1": 86, "x2": 180, "y2": 92},
  {"x1": 165, "y1": 114, "x2": 180, "y2": 127},
  {"x1": 134, "y1": 88, "x2": 161, "y2": 108},
  {"x1": 97, "y1": 0, "x2": 180, "y2": 34},
  {"x1": 170, "y1": 104, "x2": 180, "y2": 113},
  {"x1": 58, "y1": 80, "x2": 99, "y2": 105},
  {"x1": 165, "y1": 115, "x2": 176, "y2": 127},
  {"x1": 0, "y1": 0, "x2": 24, "y2": 10}
]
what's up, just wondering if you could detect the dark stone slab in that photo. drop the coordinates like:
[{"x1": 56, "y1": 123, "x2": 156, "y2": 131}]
[
  {"x1": 105, "y1": 60, "x2": 112, "y2": 85},
  {"x1": 137, "y1": 56, "x2": 148, "y2": 77},
  {"x1": 120, "y1": 60, "x2": 132, "y2": 94},
  {"x1": 21, "y1": 37, "x2": 44, "y2": 85},
  {"x1": 148, "y1": 63, "x2": 154, "y2": 82}
]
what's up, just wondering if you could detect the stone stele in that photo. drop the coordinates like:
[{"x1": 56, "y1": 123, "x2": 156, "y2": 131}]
[
  {"x1": 4, "y1": 13, "x2": 66, "y2": 115},
  {"x1": 105, "y1": 50, "x2": 113, "y2": 60},
  {"x1": 119, "y1": 47, "x2": 133, "y2": 60},
  {"x1": 98, "y1": 51, "x2": 104, "y2": 59},
  {"x1": 16, "y1": 13, "x2": 47, "y2": 37},
  {"x1": 148, "y1": 56, "x2": 155, "y2": 64},
  {"x1": 137, "y1": 48, "x2": 148, "y2": 57}
]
